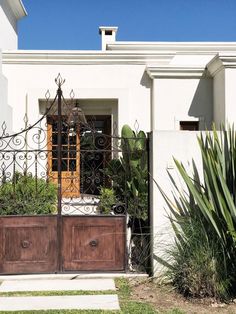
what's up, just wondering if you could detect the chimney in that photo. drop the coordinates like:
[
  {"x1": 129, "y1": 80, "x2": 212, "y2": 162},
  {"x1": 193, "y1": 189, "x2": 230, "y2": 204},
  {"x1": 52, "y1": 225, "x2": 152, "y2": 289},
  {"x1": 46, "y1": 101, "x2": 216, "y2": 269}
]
[{"x1": 99, "y1": 26, "x2": 118, "y2": 51}]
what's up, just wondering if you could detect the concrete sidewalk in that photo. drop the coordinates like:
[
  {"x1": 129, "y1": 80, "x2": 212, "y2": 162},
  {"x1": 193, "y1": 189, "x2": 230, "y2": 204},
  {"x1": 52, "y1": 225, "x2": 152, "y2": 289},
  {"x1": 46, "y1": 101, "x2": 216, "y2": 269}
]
[
  {"x1": 0, "y1": 295, "x2": 120, "y2": 311},
  {"x1": 0, "y1": 279, "x2": 116, "y2": 292},
  {"x1": 0, "y1": 272, "x2": 147, "y2": 281},
  {"x1": 0, "y1": 278, "x2": 120, "y2": 311}
]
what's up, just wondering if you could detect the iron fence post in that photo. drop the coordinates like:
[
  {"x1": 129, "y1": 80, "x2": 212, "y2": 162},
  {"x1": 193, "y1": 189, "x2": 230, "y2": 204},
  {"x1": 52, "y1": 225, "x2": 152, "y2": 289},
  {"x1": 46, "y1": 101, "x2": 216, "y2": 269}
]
[{"x1": 57, "y1": 82, "x2": 63, "y2": 272}]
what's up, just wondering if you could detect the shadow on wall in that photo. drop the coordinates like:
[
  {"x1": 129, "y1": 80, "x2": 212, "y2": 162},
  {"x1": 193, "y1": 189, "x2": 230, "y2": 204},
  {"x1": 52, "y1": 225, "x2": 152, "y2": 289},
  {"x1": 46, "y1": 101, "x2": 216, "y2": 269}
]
[
  {"x1": 140, "y1": 71, "x2": 152, "y2": 131},
  {"x1": 140, "y1": 71, "x2": 152, "y2": 89},
  {"x1": 188, "y1": 76, "x2": 213, "y2": 130}
]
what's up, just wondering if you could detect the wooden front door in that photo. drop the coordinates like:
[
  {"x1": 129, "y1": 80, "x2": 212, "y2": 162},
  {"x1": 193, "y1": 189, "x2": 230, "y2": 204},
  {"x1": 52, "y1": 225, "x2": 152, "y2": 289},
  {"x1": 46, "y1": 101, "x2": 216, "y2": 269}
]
[{"x1": 47, "y1": 116, "x2": 80, "y2": 198}]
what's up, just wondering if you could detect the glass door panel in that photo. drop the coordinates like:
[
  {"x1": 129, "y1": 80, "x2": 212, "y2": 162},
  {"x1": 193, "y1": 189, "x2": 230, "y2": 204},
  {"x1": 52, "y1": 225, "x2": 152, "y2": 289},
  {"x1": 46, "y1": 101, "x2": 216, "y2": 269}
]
[{"x1": 47, "y1": 116, "x2": 80, "y2": 198}]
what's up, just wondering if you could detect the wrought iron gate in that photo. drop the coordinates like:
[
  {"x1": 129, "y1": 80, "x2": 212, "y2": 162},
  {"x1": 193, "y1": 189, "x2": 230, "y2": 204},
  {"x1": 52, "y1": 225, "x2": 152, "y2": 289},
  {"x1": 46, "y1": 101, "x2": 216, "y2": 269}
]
[{"x1": 0, "y1": 75, "x2": 149, "y2": 274}]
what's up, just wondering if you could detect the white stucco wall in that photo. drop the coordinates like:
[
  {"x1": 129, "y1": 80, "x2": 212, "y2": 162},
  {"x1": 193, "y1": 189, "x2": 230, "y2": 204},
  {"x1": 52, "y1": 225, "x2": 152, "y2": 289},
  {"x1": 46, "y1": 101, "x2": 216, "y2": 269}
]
[
  {"x1": 212, "y1": 68, "x2": 225, "y2": 128},
  {"x1": 2, "y1": 62, "x2": 151, "y2": 134},
  {"x1": 0, "y1": 0, "x2": 26, "y2": 133},
  {"x1": 0, "y1": 51, "x2": 12, "y2": 132},
  {"x1": 207, "y1": 55, "x2": 236, "y2": 129},
  {"x1": 150, "y1": 131, "x2": 203, "y2": 275},
  {"x1": 0, "y1": 0, "x2": 18, "y2": 50},
  {"x1": 4, "y1": 50, "x2": 236, "y2": 136},
  {"x1": 169, "y1": 54, "x2": 215, "y2": 67},
  {"x1": 225, "y1": 68, "x2": 236, "y2": 126},
  {"x1": 152, "y1": 78, "x2": 213, "y2": 131}
]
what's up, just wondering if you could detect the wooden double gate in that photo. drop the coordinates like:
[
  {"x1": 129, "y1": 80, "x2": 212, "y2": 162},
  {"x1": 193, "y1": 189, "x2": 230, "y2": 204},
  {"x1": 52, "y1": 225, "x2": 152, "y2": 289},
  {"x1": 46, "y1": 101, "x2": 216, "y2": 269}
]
[{"x1": 0, "y1": 215, "x2": 125, "y2": 274}]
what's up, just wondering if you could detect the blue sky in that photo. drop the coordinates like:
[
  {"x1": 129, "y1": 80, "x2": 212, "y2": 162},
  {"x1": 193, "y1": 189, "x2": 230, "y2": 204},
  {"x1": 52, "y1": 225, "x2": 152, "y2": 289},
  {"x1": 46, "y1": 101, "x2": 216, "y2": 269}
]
[{"x1": 18, "y1": 0, "x2": 236, "y2": 50}]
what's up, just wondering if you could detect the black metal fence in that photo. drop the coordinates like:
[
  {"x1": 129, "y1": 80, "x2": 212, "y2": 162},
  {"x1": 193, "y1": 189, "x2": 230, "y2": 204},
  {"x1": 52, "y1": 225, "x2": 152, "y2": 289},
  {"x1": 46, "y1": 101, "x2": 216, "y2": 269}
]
[{"x1": 0, "y1": 75, "x2": 150, "y2": 272}]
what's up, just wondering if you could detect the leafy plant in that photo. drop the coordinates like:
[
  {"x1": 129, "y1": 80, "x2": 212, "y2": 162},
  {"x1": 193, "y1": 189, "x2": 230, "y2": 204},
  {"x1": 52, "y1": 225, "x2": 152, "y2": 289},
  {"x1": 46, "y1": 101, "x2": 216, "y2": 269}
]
[
  {"x1": 0, "y1": 172, "x2": 57, "y2": 215},
  {"x1": 105, "y1": 124, "x2": 148, "y2": 221},
  {"x1": 98, "y1": 187, "x2": 116, "y2": 214},
  {"x1": 121, "y1": 124, "x2": 148, "y2": 221},
  {"x1": 104, "y1": 125, "x2": 150, "y2": 272},
  {"x1": 158, "y1": 125, "x2": 236, "y2": 300}
]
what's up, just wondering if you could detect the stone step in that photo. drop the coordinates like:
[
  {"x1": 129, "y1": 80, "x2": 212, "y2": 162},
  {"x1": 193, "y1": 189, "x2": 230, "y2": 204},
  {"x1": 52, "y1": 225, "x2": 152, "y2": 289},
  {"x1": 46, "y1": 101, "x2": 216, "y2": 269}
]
[
  {"x1": 0, "y1": 295, "x2": 120, "y2": 311},
  {"x1": 0, "y1": 279, "x2": 116, "y2": 292}
]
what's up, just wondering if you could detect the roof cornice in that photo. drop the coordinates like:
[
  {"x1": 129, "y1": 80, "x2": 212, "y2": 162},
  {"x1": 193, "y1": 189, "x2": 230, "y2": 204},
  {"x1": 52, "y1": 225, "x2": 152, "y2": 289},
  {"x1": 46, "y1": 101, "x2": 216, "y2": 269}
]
[
  {"x1": 2, "y1": 50, "x2": 174, "y2": 65},
  {"x1": 107, "y1": 42, "x2": 236, "y2": 53},
  {"x1": 146, "y1": 65, "x2": 208, "y2": 79},
  {"x1": 7, "y1": 0, "x2": 27, "y2": 19},
  {"x1": 207, "y1": 53, "x2": 236, "y2": 76}
]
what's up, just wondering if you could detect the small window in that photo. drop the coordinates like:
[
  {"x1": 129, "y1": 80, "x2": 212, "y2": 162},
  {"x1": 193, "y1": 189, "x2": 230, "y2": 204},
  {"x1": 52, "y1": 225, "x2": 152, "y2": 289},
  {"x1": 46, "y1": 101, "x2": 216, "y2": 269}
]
[
  {"x1": 105, "y1": 30, "x2": 112, "y2": 36},
  {"x1": 180, "y1": 121, "x2": 199, "y2": 131}
]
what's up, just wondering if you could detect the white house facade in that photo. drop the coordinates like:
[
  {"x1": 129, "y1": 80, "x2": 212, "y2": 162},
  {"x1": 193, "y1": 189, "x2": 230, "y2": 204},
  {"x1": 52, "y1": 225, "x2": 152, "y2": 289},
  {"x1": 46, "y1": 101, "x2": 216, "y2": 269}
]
[
  {"x1": 1, "y1": 0, "x2": 236, "y2": 275},
  {"x1": 0, "y1": 0, "x2": 26, "y2": 132}
]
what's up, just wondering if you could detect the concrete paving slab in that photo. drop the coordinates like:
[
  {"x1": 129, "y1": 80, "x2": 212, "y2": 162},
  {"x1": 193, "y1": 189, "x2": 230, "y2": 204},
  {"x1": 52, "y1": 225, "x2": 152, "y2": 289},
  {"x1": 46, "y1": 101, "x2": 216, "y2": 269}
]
[
  {"x1": 0, "y1": 272, "x2": 148, "y2": 281},
  {"x1": 0, "y1": 295, "x2": 120, "y2": 311},
  {"x1": 0, "y1": 279, "x2": 116, "y2": 292}
]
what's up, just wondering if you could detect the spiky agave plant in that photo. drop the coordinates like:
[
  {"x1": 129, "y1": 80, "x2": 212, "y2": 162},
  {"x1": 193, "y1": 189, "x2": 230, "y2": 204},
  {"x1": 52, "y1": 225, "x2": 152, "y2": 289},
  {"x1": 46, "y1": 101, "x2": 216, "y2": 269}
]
[{"x1": 158, "y1": 125, "x2": 236, "y2": 300}]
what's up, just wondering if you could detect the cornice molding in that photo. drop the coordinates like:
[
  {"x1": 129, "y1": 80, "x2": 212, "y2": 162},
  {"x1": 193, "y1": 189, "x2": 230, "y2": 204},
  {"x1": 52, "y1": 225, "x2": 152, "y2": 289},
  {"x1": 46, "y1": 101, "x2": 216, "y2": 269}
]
[
  {"x1": 207, "y1": 54, "x2": 236, "y2": 76},
  {"x1": 2, "y1": 51, "x2": 174, "y2": 65},
  {"x1": 7, "y1": 0, "x2": 27, "y2": 19},
  {"x1": 146, "y1": 65, "x2": 208, "y2": 79},
  {"x1": 108, "y1": 42, "x2": 236, "y2": 53}
]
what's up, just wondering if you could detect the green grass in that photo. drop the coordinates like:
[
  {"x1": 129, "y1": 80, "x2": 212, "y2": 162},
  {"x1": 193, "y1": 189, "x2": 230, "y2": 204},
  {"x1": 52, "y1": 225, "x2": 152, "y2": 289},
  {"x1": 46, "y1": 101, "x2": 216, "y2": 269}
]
[
  {"x1": 0, "y1": 311, "x2": 117, "y2": 314},
  {"x1": 0, "y1": 278, "x2": 187, "y2": 314},
  {"x1": 0, "y1": 290, "x2": 116, "y2": 297}
]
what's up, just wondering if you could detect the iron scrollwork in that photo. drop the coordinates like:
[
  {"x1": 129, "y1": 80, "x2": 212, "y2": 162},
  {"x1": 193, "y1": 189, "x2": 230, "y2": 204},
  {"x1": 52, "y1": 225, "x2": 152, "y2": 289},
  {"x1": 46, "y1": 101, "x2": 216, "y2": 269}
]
[{"x1": 0, "y1": 74, "x2": 130, "y2": 217}]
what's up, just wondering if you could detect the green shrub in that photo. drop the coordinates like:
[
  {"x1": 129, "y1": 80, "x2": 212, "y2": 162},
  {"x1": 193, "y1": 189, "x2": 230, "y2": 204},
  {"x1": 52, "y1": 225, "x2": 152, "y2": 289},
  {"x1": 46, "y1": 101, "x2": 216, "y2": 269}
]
[
  {"x1": 158, "y1": 125, "x2": 236, "y2": 300},
  {"x1": 104, "y1": 125, "x2": 149, "y2": 272},
  {"x1": 0, "y1": 172, "x2": 57, "y2": 215},
  {"x1": 165, "y1": 218, "x2": 227, "y2": 299},
  {"x1": 104, "y1": 125, "x2": 148, "y2": 221},
  {"x1": 98, "y1": 187, "x2": 116, "y2": 214}
]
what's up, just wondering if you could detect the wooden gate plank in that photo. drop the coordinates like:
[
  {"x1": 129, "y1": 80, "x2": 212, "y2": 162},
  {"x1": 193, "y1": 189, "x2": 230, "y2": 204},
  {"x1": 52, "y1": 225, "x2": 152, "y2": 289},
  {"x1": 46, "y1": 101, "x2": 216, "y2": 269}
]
[
  {"x1": 62, "y1": 216, "x2": 126, "y2": 271},
  {"x1": 0, "y1": 216, "x2": 58, "y2": 274},
  {"x1": 0, "y1": 215, "x2": 126, "y2": 274}
]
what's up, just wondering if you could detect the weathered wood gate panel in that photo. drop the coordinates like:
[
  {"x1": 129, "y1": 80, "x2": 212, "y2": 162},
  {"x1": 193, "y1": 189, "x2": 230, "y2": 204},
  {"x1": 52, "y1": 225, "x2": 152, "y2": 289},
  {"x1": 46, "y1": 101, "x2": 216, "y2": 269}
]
[
  {"x1": 0, "y1": 216, "x2": 58, "y2": 274},
  {"x1": 62, "y1": 216, "x2": 125, "y2": 271},
  {"x1": 0, "y1": 216, "x2": 126, "y2": 274}
]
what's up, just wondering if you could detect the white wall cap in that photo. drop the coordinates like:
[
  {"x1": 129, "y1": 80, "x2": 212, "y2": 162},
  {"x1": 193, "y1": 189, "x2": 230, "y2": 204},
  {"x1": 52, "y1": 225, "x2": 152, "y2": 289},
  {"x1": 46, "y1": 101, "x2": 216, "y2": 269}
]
[
  {"x1": 99, "y1": 26, "x2": 118, "y2": 34},
  {"x1": 207, "y1": 53, "x2": 236, "y2": 76},
  {"x1": 146, "y1": 65, "x2": 209, "y2": 78},
  {"x1": 6, "y1": 0, "x2": 27, "y2": 19}
]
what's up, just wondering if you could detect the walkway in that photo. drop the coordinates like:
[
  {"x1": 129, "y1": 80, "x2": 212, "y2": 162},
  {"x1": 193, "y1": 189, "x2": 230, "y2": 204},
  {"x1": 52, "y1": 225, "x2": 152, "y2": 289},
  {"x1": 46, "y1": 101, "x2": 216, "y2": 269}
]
[{"x1": 0, "y1": 278, "x2": 120, "y2": 311}]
